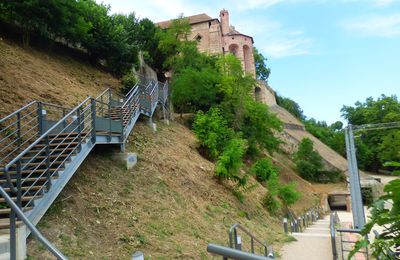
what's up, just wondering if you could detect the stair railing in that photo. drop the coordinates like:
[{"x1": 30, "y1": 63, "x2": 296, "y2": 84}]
[
  {"x1": 121, "y1": 85, "x2": 140, "y2": 141},
  {"x1": 0, "y1": 185, "x2": 67, "y2": 260},
  {"x1": 229, "y1": 223, "x2": 272, "y2": 257}
]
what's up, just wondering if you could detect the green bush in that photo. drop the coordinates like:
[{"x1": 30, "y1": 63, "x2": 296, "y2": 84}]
[
  {"x1": 121, "y1": 72, "x2": 138, "y2": 94},
  {"x1": 296, "y1": 160, "x2": 317, "y2": 181},
  {"x1": 193, "y1": 108, "x2": 234, "y2": 159},
  {"x1": 262, "y1": 192, "x2": 281, "y2": 214},
  {"x1": 250, "y1": 158, "x2": 277, "y2": 182},
  {"x1": 215, "y1": 138, "x2": 247, "y2": 186},
  {"x1": 278, "y1": 183, "x2": 300, "y2": 206},
  {"x1": 294, "y1": 138, "x2": 324, "y2": 182}
]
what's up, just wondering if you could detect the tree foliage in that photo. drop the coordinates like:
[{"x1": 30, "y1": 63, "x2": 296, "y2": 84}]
[
  {"x1": 294, "y1": 138, "x2": 324, "y2": 181},
  {"x1": 350, "y1": 161, "x2": 400, "y2": 259},
  {"x1": 276, "y1": 94, "x2": 305, "y2": 121},
  {"x1": 253, "y1": 47, "x2": 271, "y2": 81},
  {"x1": 341, "y1": 95, "x2": 400, "y2": 172},
  {"x1": 0, "y1": 0, "x2": 164, "y2": 76}
]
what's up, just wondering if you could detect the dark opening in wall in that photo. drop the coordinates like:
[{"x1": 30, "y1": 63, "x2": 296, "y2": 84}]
[{"x1": 328, "y1": 195, "x2": 348, "y2": 211}]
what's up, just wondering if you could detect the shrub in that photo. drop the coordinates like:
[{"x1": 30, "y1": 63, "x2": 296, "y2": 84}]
[
  {"x1": 193, "y1": 108, "x2": 234, "y2": 159},
  {"x1": 294, "y1": 138, "x2": 324, "y2": 182},
  {"x1": 278, "y1": 183, "x2": 300, "y2": 206},
  {"x1": 215, "y1": 138, "x2": 247, "y2": 186},
  {"x1": 296, "y1": 160, "x2": 317, "y2": 181},
  {"x1": 250, "y1": 158, "x2": 277, "y2": 182},
  {"x1": 121, "y1": 72, "x2": 138, "y2": 94},
  {"x1": 263, "y1": 192, "x2": 281, "y2": 214}
]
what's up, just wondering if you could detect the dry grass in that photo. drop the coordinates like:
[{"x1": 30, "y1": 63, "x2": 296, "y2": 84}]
[
  {"x1": 27, "y1": 121, "x2": 298, "y2": 259},
  {"x1": 0, "y1": 38, "x2": 120, "y2": 116},
  {"x1": 0, "y1": 37, "x2": 322, "y2": 259}
]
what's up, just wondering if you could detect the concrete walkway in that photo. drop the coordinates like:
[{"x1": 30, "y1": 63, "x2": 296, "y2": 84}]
[{"x1": 280, "y1": 215, "x2": 333, "y2": 260}]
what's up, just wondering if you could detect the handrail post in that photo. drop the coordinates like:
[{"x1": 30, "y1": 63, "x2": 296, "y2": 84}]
[
  {"x1": 91, "y1": 99, "x2": 96, "y2": 144},
  {"x1": 17, "y1": 112, "x2": 21, "y2": 151},
  {"x1": 16, "y1": 160, "x2": 22, "y2": 209},
  {"x1": 37, "y1": 102, "x2": 43, "y2": 135},
  {"x1": 10, "y1": 210, "x2": 16, "y2": 260},
  {"x1": 77, "y1": 108, "x2": 82, "y2": 152},
  {"x1": 45, "y1": 135, "x2": 51, "y2": 190},
  {"x1": 251, "y1": 237, "x2": 254, "y2": 254},
  {"x1": 120, "y1": 106, "x2": 124, "y2": 143}
]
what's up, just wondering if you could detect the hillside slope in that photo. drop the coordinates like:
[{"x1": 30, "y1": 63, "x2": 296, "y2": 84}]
[
  {"x1": 269, "y1": 105, "x2": 348, "y2": 172},
  {"x1": 27, "y1": 121, "x2": 317, "y2": 259},
  {"x1": 1, "y1": 38, "x2": 320, "y2": 259},
  {"x1": 0, "y1": 38, "x2": 120, "y2": 116}
]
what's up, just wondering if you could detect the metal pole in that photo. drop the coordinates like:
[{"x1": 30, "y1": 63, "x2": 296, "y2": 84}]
[
  {"x1": 37, "y1": 102, "x2": 43, "y2": 135},
  {"x1": 283, "y1": 218, "x2": 288, "y2": 233},
  {"x1": 91, "y1": 99, "x2": 96, "y2": 144},
  {"x1": 45, "y1": 135, "x2": 51, "y2": 190},
  {"x1": 345, "y1": 125, "x2": 366, "y2": 229},
  {"x1": 0, "y1": 187, "x2": 68, "y2": 260}
]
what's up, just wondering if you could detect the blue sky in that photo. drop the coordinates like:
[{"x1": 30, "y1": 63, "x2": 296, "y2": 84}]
[{"x1": 98, "y1": 0, "x2": 400, "y2": 124}]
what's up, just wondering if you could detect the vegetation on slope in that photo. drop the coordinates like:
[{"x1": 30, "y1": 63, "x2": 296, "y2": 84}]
[
  {"x1": 27, "y1": 121, "x2": 318, "y2": 259},
  {"x1": 0, "y1": 38, "x2": 119, "y2": 116}
]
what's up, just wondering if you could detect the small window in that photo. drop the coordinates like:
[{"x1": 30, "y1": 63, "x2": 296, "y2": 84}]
[
  {"x1": 209, "y1": 22, "x2": 211, "y2": 28},
  {"x1": 232, "y1": 37, "x2": 234, "y2": 40},
  {"x1": 222, "y1": 47, "x2": 225, "y2": 52},
  {"x1": 195, "y1": 34, "x2": 202, "y2": 42}
]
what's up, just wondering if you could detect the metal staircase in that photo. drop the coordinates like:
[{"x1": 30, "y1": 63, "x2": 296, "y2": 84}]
[{"x1": 0, "y1": 75, "x2": 169, "y2": 259}]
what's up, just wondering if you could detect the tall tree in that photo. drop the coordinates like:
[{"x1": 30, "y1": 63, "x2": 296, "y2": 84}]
[{"x1": 253, "y1": 47, "x2": 271, "y2": 81}]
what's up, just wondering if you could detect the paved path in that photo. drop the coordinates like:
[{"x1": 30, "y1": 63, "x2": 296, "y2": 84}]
[{"x1": 280, "y1": 215, "x2": 333, "y2": 260}]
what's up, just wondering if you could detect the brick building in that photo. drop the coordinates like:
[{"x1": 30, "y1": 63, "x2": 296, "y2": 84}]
[{"x1": 157, "y1": 9, "x2": 256, "y2": 77}]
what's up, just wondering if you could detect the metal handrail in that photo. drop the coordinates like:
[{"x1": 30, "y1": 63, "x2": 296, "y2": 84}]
[
  {"x1": 336, "y1": 228, "x2": 369, "y2": 259},
  {"x1": 0, "y1": 101, "x2": 37, "y2": 123},
  {"x1": 207, "y1": 243, "x2": 273, "y2": 260},
  {"x1": 229, "y1": 223, "x2": 269, "y2": 256},
  {"x1": 3, "y1": 97, "x2": 92, "y2": 192},
  {"x1": 330, "y1": 212, "x2": 338, "y2": 260},
  {"x1": 0, "y1": 186, "x2": 68, "y2": 260}
]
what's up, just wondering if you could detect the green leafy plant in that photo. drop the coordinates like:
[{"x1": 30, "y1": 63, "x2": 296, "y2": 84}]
[
  {"x1": 294, "y1": 138, "x2": 324, "y2": 181},
  {"x1": 215, "y1": 138, "x2": 247, "y2": 186},
  {"x1": 250, "y1": 158, "x2": 277, "y2": 182},
  {"x1": 278, "y1": 183, "x2": 300, "y2": 206},
  {"x1": 349, "y1": 161, "x2": 400, "y2": 259}
]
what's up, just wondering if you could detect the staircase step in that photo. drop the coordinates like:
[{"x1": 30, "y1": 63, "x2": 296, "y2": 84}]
[
  {"x1": 0, "y1": 219, "x2": 23, "y2": 229},
  {"x1": 0, "y1": 207, "x2": 33, "y2": 214},
  {"x1": 3, "y1": 186, "x2": 43, "y2": 193},
  {"x1": 47, "y1": 132, "x2": 80, "y2": 137},
  {"x1": 29, "y1": 147, "x2": 77, "y2": 154},
  {"x1": 96, "y1": 131, "x2": 121, "y2": 136},
  {"x1": 34, "y1": 141, "x2": 80, "y2": 148},
  {"x1": 21, "y1": 154, "x2": 70, "y2": 160},
  {"x1": 0, "y1": 195, "x2": 42, "y2": 203},
  {"x1": 1, "y1": 167, "x2": 64, "y2": 175},
  {"x1": 0, "y1": 177, "x2": 50, "y2": 184}
]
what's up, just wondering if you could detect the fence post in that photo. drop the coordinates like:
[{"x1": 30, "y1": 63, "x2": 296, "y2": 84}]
[
  {"x1": 283, "y1": 218, "x2": 288, "y2": 233},
  {"x1": 37, "y1": 102, "x2": 43, "y2": 135},
  {"x1": 91, "y1": 99, "x2": 96, "y2": 144},
  {"x1": 45, "y1": 135, "x2": 51, "y2": 190}
]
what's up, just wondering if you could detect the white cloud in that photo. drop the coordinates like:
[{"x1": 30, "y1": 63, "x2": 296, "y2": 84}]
[
  {"x1": 262, "y1": 37, "x2": 313, "y2": 58},
  {"x1": 342, "y1": 14, "x2": 400, "y2": 37}
]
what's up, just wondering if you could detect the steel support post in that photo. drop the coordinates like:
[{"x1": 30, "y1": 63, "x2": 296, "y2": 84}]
[{"x1": 345, "y1": 125, "x2": 366, "y2": 229}]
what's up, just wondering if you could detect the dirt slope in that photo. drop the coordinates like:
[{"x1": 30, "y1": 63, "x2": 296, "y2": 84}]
[
  {"x1": 0, "y1": 38, "x2": 120, "y2": 116},
  {"x1": 27, "y1": 121, "x2": 317, "y2": 259},
  {"x1": 0, "y1": 37, "x2": 320, "y2": 259},
  {"x1": 270, "y1": 105, "x2": 349, "y2": 172}
]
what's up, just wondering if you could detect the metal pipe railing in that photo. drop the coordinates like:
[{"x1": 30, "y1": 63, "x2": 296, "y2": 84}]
[
  {"x1": 229, "y1": 223, "x2": 270, "y2": 257},
  {"x1": 0, "y1": 186, "x2": 68, "y2": 260},
  {"x1": 207, "y1": 243, "x2": 274, "y2": 260}
]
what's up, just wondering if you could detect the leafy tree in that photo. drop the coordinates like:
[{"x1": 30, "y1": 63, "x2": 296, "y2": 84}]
[
  {"x1": 192, "y1": 108, "x2": 234, "y2": 159},
  {"x1": 278, "y1": 183, "x2": 300, "y2": 206},
  {"x1": 294, "y1": 138, "x2": 324, "y2": 181},
  {"x1": 250, "y1": 158, "x2": 278, "y2": 182},
  {"x1": 241, "y1": 100, "x2": 282, "y2": 156},
  {"x1": 341, "y1": 95, "x2": 400, "y2": 172},
  {"x1": 171, "y1": 67, "x2": 220, "y2": 113},
  {"x1": 350, "y1": 161, "x2": 400, "y2": 259},
  {"x1": 215, "y1": 138, "x2": 248, "y2": 186},
  {"x1": 253, "y1": 47, "x2": 271, "y2": 81},
  {"x1": 276, "y1": 94, "x2": 305, "y2": 121}
]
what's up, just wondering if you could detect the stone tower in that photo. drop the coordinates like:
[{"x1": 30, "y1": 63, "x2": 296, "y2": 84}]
[{"x1": 219, "y1": 9, "x2": 229, "y2": 36}]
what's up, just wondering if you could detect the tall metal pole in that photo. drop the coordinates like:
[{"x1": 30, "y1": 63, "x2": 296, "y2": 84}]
[{"x1": 345, "y1": 125, "x2": 366, "y2": 229}]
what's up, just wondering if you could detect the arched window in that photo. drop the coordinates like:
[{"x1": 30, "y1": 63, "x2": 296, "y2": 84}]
[
  {"x1": 243, "y1": 45, "x2": 252, "y2": 73},
  {"x1": 229, "y1": 44, "x2": 239, "y2": 57}
]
